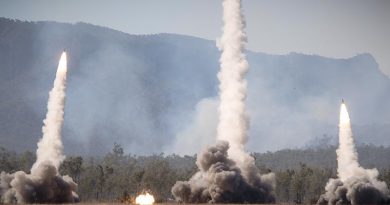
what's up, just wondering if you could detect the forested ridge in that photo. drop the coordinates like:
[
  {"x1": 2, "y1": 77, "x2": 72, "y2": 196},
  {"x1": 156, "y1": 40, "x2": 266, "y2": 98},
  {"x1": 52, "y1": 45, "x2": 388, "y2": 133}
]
[
  {"x1": 1, "y1": 144, "x2": 389, "y2": 203},
  {"x1": 1, "y1": 18, "x2": 390, "y2": 155}
]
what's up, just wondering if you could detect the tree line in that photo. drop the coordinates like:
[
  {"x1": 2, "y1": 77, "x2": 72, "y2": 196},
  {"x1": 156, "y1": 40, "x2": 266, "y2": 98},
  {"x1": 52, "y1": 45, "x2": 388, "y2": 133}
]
[{"x1": 1, "y1": 144, "x2": 390, "y2": 204}]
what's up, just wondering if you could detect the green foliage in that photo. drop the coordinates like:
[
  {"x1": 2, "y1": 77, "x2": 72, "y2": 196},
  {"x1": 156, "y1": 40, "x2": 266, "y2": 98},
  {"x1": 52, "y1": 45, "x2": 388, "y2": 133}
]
[
  {"x1": 60, "y1": 156, "x2": 83, "y2": 182},
  {"x1": 379, "y1": 169, "x2": 390, "y2": 189},
  {"x1": 0, "y1": 145, "x2": 388, "y2": 203},
  {"x1": 275, "y1": 163, "x2": 334, "y2": 204},
  {"x1": 254, "y1": 145, "x2": 390, "y2": 171},
  {"x1": 17, "y1": 151, "x2": 35, "y2": 172},
  {"x1": 0, "y1": 148, "x2": 35, "y2": 173}
]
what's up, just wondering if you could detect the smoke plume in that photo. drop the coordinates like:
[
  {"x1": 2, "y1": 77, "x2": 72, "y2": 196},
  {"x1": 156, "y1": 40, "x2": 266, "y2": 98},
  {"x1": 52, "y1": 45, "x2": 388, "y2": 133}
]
[
  {"x1": 0, "y1": 52, "x2": 79, "y2": 203},
  {"x1": 171, "y1": 0, "x2": 275, "y2": 203},
  {"x1": 172, "y1": 141, "x2": 275, "y2": 203},
  {"x1": 317, "y1": 102, "x2": 390, "y2": 205}
]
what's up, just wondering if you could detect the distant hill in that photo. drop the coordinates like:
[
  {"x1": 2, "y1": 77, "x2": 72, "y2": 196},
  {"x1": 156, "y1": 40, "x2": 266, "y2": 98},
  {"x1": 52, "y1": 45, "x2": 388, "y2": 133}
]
[
  {"x1": 254, "y1": 145, "x2": 390, "y2": 171},
  {"x1": 0, "y1": 18, "x2": 389, "y2": 155},
  {"x1": 167, "y1": 145, "x2": 390, "y2": 171}
]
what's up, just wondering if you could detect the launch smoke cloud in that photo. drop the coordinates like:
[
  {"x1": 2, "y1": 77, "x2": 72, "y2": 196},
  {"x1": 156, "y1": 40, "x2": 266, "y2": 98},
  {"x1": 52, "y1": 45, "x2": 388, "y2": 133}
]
[
  {"x1": 0, "y1": 52, "x2": 79, "y2": 203},
  {"x1": 317, "y1": 102, "x2": 390, "y2": 205},
  {"x1": 172, "y1": 141, "x2": 275, "y2": 203},
  {"x1": 171, "y1": 0, "x2": 275, "y2": 203}
]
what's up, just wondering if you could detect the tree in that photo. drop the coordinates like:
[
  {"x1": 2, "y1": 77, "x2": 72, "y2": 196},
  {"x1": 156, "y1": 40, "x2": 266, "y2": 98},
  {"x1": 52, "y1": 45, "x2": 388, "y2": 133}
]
[
  {"x1": 60, "y1": 156, "x2": 83, "y2": 182},
  {"x1": 139, "y1": 157, "x2": 178, "y2": 202},
  {"x1": 290, "y1": 163, "x2": 313, "y2": 204},
  {"x1": 0, "y1": 147, "x2": 18, "y2": 172},
  {"x1": 276, "y1": 169, "x2": 294, "y2": 202},
  {"x1": 17, "y1": 150, "x2": 35, "y2": 172}
]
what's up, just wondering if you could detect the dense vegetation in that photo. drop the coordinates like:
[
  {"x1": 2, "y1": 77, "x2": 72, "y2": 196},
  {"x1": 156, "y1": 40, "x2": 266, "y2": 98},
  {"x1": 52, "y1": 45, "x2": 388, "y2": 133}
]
[{"x1": 1, "y1": 144, "x2": 389, "y2": 204}]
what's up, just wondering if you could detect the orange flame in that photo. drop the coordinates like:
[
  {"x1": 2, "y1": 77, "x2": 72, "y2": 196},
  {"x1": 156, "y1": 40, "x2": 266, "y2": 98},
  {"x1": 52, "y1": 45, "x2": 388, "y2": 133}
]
[{"x1": 135, "y1": 192, "x2": 155, "y2": 205}]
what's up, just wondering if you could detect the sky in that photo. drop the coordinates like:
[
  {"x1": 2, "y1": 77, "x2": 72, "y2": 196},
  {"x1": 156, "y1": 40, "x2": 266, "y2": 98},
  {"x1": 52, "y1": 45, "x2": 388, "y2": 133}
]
[{"x1": 0, "y1": 0, "x2": 389, "y2": 76}]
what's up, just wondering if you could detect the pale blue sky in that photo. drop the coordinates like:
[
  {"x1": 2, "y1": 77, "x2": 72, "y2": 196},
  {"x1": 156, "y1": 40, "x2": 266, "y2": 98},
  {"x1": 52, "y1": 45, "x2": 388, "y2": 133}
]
[{"x1": 1, "y1": 0, "x2": 389, "y2": 75}]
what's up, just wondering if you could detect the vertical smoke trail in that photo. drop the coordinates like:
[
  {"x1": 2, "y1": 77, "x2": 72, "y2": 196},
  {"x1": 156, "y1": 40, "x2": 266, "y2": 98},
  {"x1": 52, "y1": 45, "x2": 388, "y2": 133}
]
[
  {"x1": 171, "y1": 0, "x2": 275, "y2": 203},
  {"x1": 317, "y1": 102, "x2": 390, "y2": 205},
  {"x1": 217, "y1": 0, "x2": 251, "y2": 171},
  {"x1": 31, "y1": 52, "x2": 67, "y2": 173},
  {"x1": 336, "y1": 103, "x2": 364, "y2": 182},
  {"x1": 0, "y1": 52, "x2": 79, "y2": 203},
  {"x1": 217, "y1": 0, "x2": 249, "y2": 148},
  {"x1": 217, "y1": 0, "x2": 269, "y2": 186}
]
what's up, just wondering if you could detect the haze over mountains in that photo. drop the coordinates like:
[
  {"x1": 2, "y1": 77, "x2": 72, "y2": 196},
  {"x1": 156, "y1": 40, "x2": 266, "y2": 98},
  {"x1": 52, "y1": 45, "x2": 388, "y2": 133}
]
[{"x1": 0, "y1": 18, "x2": 389, "y2": 155}]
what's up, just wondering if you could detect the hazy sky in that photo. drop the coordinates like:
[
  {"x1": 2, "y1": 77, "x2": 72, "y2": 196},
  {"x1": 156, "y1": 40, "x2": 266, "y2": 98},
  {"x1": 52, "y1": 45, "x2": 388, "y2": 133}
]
[{"x1": 1, "y1": 0, "x2": 390, "y2": 76}]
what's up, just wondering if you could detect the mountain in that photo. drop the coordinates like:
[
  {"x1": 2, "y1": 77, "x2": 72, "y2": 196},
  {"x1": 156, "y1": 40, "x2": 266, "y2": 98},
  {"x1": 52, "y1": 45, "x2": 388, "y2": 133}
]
[{"x1": 0, "y1": 18, "x2": 389, "y2": 155}]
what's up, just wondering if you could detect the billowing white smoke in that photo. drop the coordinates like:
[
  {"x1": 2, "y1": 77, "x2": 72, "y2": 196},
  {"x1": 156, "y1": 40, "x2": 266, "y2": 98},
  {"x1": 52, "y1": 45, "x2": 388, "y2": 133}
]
[
  {"x1": 32, "y1": 52, "x2": 67, "y2": 173},
  {"x1": 171, "y1": 98, "x2": 218, "y2": 155},
  {"x1": 171, "y1": 0, "x2": 275, "y2": 203},
  {"x1": 217, "y1": 0, "x2": 253, "y2": 180},
  {"x1": 318, "y1": 102, "x2": 390, "y2": 205},
  {"x1": 0, "y1": 52, "x2": 79, "y2": 204},
  {"x1": 337, "y1": 103, "x2": 366, "y2": 182}
]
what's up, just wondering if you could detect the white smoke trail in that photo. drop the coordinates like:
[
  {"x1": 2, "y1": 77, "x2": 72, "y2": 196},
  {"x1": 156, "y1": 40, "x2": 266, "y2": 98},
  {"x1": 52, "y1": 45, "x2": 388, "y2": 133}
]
[
  {"x1": 171, "y1": 0, "x2": 275, "y2": 203},
  {"x1": 0, "y1": 52, "x2": 78, "y2": 203},
  {"x1": 337, "y1": 103, "x2": 365, "y2": 181},
  {"x1": 318, "y1": 102, "x2": 390, "y2": 204},
  {"x1": 216, "y1": 0, "x2": 259, "y2": 182},
  {"x1": 31, "y1": 52, "x2": 67, "y2": 173}
]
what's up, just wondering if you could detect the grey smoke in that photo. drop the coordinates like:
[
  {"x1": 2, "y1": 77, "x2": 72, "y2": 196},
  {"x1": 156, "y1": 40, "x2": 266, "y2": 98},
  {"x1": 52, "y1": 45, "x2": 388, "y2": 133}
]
[
  {"x1": 0, "y1": 52, "x2": 79, "y2": 203},
  {"x1": 317, "y1": 103, "x2": 390, "y2": 205},
  {"x1": 318, "y1": 178, "x2": 390, "y2": 205},
  {"x1": 171, "y1": 98, "x2": 218, "y2": 155},
  {"x1": 2, "y1": 19, "x2": 390, "y2": 156},
  {"x1": 0, "y1": 162, "x2": 78, "y2": 203},
  {"x1": 171, "y1": 0, "x2": 275, "y2": 203},
  {"x1": 171, "y1": 141, "x2": 275, "y2": 203}
]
